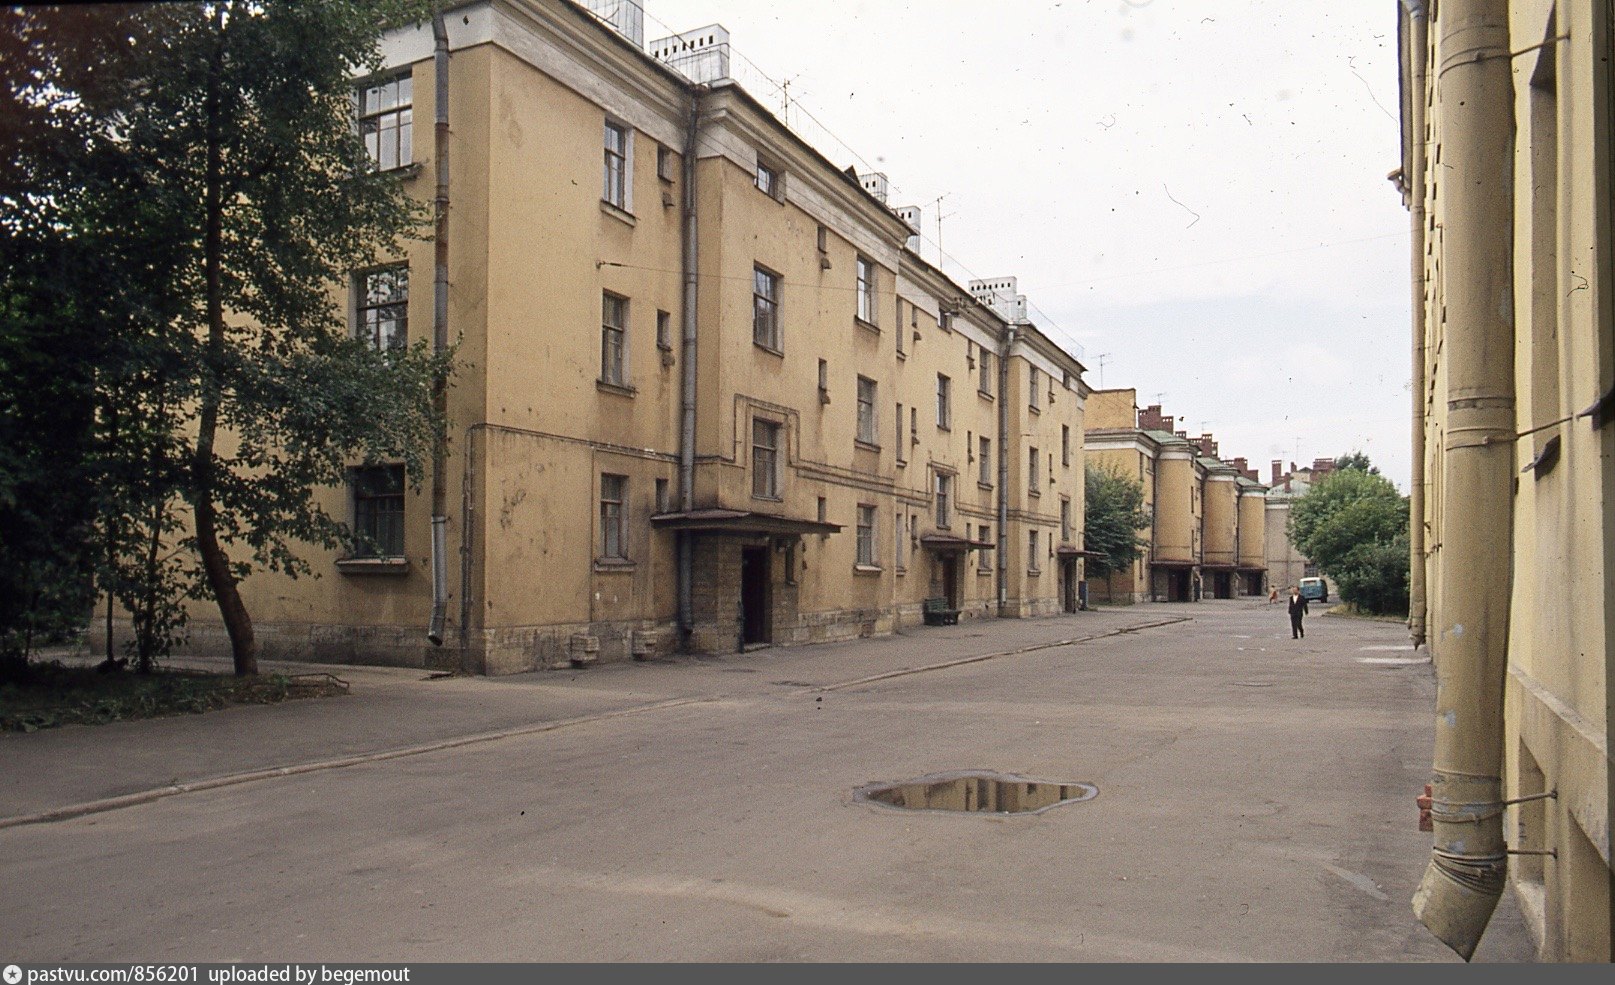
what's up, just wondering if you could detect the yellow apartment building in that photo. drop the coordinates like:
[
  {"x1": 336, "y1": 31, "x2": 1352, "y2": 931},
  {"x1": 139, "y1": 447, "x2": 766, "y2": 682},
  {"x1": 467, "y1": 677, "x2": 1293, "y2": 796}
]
[
  {"x1": 1396, "y1": 0, "x2": 1612, "y2": 960},
  {"x1": 1083, "y1": 389, "x2": 1267, "y2": 603},
  {"x1": 167, "y1": 0, "x2": 1088, "y2": 674}
]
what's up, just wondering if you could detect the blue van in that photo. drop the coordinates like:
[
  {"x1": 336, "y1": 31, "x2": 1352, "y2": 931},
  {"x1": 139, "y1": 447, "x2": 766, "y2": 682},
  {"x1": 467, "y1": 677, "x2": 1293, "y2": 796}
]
[{"x1": 1299, "y1": 577, "x2": 1329, "y2": 604}]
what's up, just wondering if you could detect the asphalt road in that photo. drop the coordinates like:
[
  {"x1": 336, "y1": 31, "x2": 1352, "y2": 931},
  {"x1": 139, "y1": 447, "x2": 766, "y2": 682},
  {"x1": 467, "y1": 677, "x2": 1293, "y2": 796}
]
[{"x1": 0, "y1": 601, "x2": 1533, "y2": 962}]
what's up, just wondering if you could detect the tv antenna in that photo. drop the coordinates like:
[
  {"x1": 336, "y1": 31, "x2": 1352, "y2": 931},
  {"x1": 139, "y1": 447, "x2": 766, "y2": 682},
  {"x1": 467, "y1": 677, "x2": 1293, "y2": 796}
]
[
  {"x1": 931, "y1": 193, "x2": 956, "y2": 270},
  {"x1": 1094, "y1": 352, "x2": 1113, "y2": 389}
]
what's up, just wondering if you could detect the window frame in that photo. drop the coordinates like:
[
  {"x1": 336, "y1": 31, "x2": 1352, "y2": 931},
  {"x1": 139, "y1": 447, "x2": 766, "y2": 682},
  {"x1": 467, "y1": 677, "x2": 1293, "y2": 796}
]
[
  {"x1": 358, "y1": 72, "x2": 413, "y2": 173},
  {"x1": 602, "y1": 119, "x2": 631, "y2": 211},
  {"x1": 979, "y1": 436, "x2": 992, "y2": 487},
  {"x1": 978, "y1": 523, "x2": 994, "y2": 572},
  {"x1": 350, "y1": 464, "x2": 406, "y2": 559},
  {"x1": 936, "y1": 373, "x2": 952, "y2": 430},
  {"x1": 753, "y1": 264, "x2": 782, "y2": 352},
  {"x1": 600, "y1": 292, "x2": 627, "y2": 386},
  {"x1": 751, "y1": 417, "x2": 782, "y2": 500},
  {"x1": 856, "y1": 375, "x2": 878, "y2": 446},
  {"x1": 855, "y1": 255, "x2": 877, "y2": 326},
  {"x1": 856, "y1": 504, "x2": 877, "y2": 568},
  {"x1": 356, "y1": 264, "x2": 409, "y2": 351},
  {"x1": 599, "y1": 473, "x2": 628, "y2": 560},
  {"x1": 935, "y1": 471, "x2": 953, "y2": 529},
  {"x1": 754, "y1": 156, "x2": 784, "y2": 200}
]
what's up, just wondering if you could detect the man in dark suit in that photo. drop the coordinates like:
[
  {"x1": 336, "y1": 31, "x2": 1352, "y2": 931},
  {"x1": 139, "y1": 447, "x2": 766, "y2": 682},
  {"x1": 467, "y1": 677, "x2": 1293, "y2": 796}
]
[{"x1": 1288, "y1": 586, "x2": 1309, "y2": 639}]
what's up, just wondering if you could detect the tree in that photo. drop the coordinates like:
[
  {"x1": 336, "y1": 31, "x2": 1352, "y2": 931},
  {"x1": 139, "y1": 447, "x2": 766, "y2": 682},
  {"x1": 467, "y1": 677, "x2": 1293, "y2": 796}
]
[
  {"x1": 2, "y1": 2, "x2": 447, "y2": 675},
  {"x1": 1084, "y1": 464, "x2": 1152, "y2": 579},
  {"x1": 1333, "y1": 450, "x2": 1379, "y2": 475},
  {"x1": 1288, "y1": 461, "x2": 1410, "y2": 615}
]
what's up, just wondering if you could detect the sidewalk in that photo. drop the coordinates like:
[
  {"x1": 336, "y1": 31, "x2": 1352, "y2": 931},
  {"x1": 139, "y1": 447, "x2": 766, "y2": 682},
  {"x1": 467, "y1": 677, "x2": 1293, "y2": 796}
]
[{"x1": 1, "y1": 605, "x2": 1180, "y2": 825}]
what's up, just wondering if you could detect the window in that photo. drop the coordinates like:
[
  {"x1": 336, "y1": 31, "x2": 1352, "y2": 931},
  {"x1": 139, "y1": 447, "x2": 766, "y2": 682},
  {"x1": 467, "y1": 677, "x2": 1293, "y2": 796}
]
[
  {"x1": 895, "y1": 300, "x2": 906, "y2": 356},
  {"x1": 818, "y1": 359, "x2": 829, "y2": 402},
  {"x1": 856, "y1": 505, "x2": 876, "y2": 567},
  {"x1": 1029, "y1": 366, "x2": 1040, "y2": 410},
  {"x1": 600, "y1": 293, "x2": 626, "y2": 385},
  {"x1": 856, "y1": 255, "x2": 876, "y2": 325},
  {"x1": 603, "y1": 120, "x2": 629, "y2": 209},
  {"x1": 1061, "y1": 498, "x2": 1072, "y2": 543},
  {"x1": 755, "y1": 157, "x2": 781, "y2": 199},
  {"x1": 817, "y1": 496, "x2": 827, "y2": 523},
  {"x1": 896, "y1": 510, "x2": 907, "y2": 569},
  {"x1": 936, "y1": 374, "x2": 952, "y2": 430},
  {"x1": 351, "y1": 464, "x2": 405, "y2": 558},
  {"x1": 979, "y1": 350, "x2": 993, "y2": 396},
  {"x1": 1062, "y1": 425, "x2": 1071, "y2": 466},
  {"x1": 753, "y1": 265, "x2": 781, "y2": 350},
  {"x1": 655, "y1": 477, "x2": 669, "y2": 513},
  {"x1": 935, "y1": 472, "x2": 952, "y2": 528},
  {"x1": 910, "y1": 406, "x2": 918, "y2": 446},
  {"x1": 895, "y1": 403, "x2": 906, "y2": 464},
  {"x1": 752, "y1": 418, "x2": 781, "y2": 499},
  {"x1": 1028, "y1": 530, "x2": 1040, "y2": 572},
  {"x1": 856, "y1": 376, "x2": 878, "y2": 445},
  {"x1": 599, "y1": 474, "x2": 627, "y2": 559},
  {"x1": 978, "y1": 524, "x2": 993, "y2": 572},
  {"x1": 359, "y1": 73, "x2": 412, "y2": 171},
  {"x1": 816, "y1": 225, "x2": 829, "y2": 254},
  {"x1": 357, "y1": 265, "x2": 408, "y2": 350},
  {"x1": 1029, "y1": 447, "x2": 1040, "y2": 497},
  {"x1": 979, "y1": 436, "x2": 992, "y2": 486},
  {"x1": 939, "y1": 310, "x2": 954, "y2": 332},
  {"x1": 656, "y1": 310, "x2": 672, "y2": 351},
  {"x1": 657, "y1": 145, "x2": 675, "y2": 182}
]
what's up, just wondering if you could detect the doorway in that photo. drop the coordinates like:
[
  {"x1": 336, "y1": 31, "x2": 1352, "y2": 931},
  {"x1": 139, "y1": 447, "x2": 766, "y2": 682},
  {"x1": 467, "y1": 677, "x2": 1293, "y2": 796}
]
[
  {"x1": 740, "y1": 546, "x2": 771, "y2": 647},
  {"x1": 1061, "y1": 559, "x2": 1079, "y2": 612},
  {"x1": 941, "y1": 554, "x2": 960, "y2": 609}
]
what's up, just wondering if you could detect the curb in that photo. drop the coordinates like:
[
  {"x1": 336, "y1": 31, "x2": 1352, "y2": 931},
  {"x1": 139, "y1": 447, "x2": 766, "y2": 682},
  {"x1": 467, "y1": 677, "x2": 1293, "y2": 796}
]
[
  {"x1": 0, "y1": 695, "x2": 712, "y2": 831},
  {"x1": 813, "y1": 616, "x2": 1189, "y2": 692}
]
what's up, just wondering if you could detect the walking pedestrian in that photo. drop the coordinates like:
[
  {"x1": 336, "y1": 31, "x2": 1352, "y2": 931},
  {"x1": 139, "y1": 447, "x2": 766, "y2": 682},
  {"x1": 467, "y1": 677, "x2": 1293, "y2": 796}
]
[
  {"x1": 1288, "y1": 585, "x2": 1308, "y2": 639},
  {"x1": 1268, "y1": 586, "x2": 1279, "y2": 604}
]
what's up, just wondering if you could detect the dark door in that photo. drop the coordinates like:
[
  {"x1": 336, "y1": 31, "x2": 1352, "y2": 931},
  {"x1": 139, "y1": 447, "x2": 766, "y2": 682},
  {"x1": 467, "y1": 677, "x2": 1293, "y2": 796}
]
[
  {"x1": 1215, "y1": 572, "x2": 1233, "y2": 599},
  {"x1": 1062, "y1": 560, "x2": 1079, "y2": 612},
  {"x1": 740, "y1": 546, "x2": 771, "y2": 646},
  {"x1": 942, "y1": 555, "x2": 960, "y2": 609}
]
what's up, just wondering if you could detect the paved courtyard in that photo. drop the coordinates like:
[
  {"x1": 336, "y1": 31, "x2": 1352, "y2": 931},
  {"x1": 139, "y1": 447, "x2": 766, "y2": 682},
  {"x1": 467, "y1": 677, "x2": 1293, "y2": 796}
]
[{"x1": 0, "y1": 602, "x2": 1532, "y2": 962}]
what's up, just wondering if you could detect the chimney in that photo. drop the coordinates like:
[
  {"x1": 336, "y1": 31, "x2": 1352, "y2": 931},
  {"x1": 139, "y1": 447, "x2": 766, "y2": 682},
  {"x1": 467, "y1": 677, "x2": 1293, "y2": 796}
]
[{"x1": 1272, "y1": 460, "x2": 1283, "y2": 484}]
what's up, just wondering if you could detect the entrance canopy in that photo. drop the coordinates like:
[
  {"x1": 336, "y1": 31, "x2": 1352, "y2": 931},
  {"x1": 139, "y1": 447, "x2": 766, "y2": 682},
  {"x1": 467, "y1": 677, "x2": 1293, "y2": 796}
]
[
  {"x1": 1056, "y1": 546, "x2": 1104, "y2": 559},
  {"x1": 650, "y1": 508, "x2": 841, "y2": 537},
  {"x1": 919, "y1": 533, "x2": 995, "y2": 553}
]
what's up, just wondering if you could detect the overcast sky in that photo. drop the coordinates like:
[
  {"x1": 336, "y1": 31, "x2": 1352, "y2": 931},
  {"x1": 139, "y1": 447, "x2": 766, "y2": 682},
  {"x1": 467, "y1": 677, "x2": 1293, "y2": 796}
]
[{"x1": 647, "y1": 0, "x2": 1413, "y2": 490}]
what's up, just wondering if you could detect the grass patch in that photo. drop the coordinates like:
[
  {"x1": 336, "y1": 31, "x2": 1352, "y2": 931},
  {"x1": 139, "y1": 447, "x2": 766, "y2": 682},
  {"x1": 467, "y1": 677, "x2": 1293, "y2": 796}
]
[
  {"x1": 0, "y1": 660, "x2": 348, "y2": 733},
  {"x1": 1320, "y1": 602, "x2": 1409, "y2": 623}
]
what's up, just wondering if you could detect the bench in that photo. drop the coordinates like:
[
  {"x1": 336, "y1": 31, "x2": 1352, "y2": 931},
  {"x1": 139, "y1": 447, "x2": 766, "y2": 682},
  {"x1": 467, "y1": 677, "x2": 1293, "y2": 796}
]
[{"x1": 923, "y1": 596, "x2": 960, "y2": 626}]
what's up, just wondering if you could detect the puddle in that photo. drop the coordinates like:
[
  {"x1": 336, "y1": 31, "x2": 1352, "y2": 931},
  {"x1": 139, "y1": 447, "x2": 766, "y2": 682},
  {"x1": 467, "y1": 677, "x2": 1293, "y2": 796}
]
[{"x1": 855, "y1": 770, "x2": 1097, "y2": 816}]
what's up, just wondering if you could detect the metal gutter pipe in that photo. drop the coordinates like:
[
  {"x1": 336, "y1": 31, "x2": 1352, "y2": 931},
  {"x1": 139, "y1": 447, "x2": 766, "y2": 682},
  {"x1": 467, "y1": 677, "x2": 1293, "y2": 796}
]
[
  {"x1": 996, "y1": 324, "x2": 1014, "y2": 615},
  {"x1": 1406, "y1": 0, "x2": 1430, "y2": 650},
  {"x1": 427, "y1": 9, "x2": 451, "y2": 647},
  {"x1": 676, "y1": 89, "x2": 702, "y2": 638},
  {"x1": 1410, "y1": 0, "x2": 1516, "y2": 960}
]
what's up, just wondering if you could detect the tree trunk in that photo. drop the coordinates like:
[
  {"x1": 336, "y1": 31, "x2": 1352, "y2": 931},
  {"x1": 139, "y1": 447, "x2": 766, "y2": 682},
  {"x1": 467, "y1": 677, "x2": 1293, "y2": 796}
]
[{"x1": 193, "y1": 6, "x2": 257, "y2": 676}]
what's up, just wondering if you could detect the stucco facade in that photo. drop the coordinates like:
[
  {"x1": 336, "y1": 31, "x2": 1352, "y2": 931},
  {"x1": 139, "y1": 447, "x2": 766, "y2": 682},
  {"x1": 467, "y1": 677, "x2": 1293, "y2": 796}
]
[
  {"x1": 1396, "y1": 0, "x2": 1612, "y2": 960},
  {"x1": 162, "y1": 0, "x2": 1089, "y2": 675}
]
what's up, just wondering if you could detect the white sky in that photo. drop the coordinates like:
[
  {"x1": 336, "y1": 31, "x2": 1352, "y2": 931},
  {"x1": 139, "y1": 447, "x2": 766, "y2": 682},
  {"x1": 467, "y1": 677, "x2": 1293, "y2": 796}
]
[{"x1": 646, "y1": 0, "x2": 1414, "y2": 489}]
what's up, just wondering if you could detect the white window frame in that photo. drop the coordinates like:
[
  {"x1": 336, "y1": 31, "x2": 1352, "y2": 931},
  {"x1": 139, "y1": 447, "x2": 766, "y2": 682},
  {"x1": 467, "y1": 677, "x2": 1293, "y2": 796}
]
[
  {"x1": 935, "y1": 472, "x2": 953, "y2": 529},
  {"x1": 599, "y1": 474, "x2": 628, "y2": 560},
  {"x1": 856, "y1": 376, "x2": 878, "y2": 445},
  {"x1": 601, "y1": 292, "x2": 627, "y2": 386},
  {"x1": 856, "y1": 504, "x2": 877, "y2": 567},
  {"x1": 936, "y1": 374, "x2": 952, "y2": 430},
  {"x1": 753, "y1": 265, "x2": 781, "y2": 351},
  {"x1": 751, "y1": 418, "x2": 781, "y2": 499},
  {"x1": 359, "y1": 73, "x2": 413, "y2": 172},
  {"x1": 356, "y1": 264, "x2": 409, "y2": 350},
  {"x1": 603, "y1": 119, "x2": 633, "y2": 212},
  {"x1": 856, "y1": 255, "x2": 877, "y2": 325}
]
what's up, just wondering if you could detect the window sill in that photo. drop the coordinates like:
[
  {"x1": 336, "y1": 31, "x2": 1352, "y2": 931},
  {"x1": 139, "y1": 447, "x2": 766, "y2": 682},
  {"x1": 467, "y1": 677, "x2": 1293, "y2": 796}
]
[
  {"x1": 1027, "y1": 568, "x2": 1042, "y2": 577},
  {"x1": 978, "y1": 481, "x2": 994, "y2": 492},
  {"x1": 754, "y1": 341, "x2": 784, "y2": 358},
  {"x1": 855, "y1": 318, "x2": 880, "y2": 335},
  {"x1": 896, "y1": 350, "x2": 908, "y2": 361},
  {"x1": 751, "y1": 493, "x2": 783, "y2": 504},
  {"x1": 596, "y1": 379, "x2": 637, "y2": 397},
  {"x1": 855, "y1": 439, "x2": 881, "y2": 453},
  {"x1": 853, "y1": 564, "x2": 883, "y2": 576},
  {"x1": 1028, "y1": 405, "x2": 1041, "y2": 415},
  {"x1": 336, "y1": 557, "x2": 410, "y2": 576},
  {"x1": 937, "y1": 424, "x2": 952, "y2": 433},
  {"x1": 1028, "y1": 491, "x2": 1041, "y2": 499},
  {"x1": 600, "y1": 200, "x2": 637, "y2": 226},
  {"x1": 978, "y1": 567, "x2": 995, "y2": 576},
  {"x1": 896, "y1": 459, "x2": 907, "y2": 468},
  {"x1": 978, "y1": 390, "x2": 995, "y2": 402},
  {"x1": 378, "y1": 162, "x2": 423, "y2": 180},
  {"x1": 594, "y1": 557, "x2": 636, "y2": 572}
]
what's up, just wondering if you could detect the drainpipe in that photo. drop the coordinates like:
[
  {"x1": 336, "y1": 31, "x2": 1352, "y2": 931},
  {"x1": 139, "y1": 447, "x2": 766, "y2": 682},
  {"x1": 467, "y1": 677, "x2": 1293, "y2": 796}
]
[
  {"x1": 676, "y1": 89, "x2": 703, "y2": 639},
  {"x1": 1409, "y1": 0, "x2": 1516, "y2": 961},
  {"x1": 996, "y1": 324, "x2": 1015, "y2": 615},
  {"x1": 1405, "y1": 0, "x2": 1430, "y2": 650},
  {"x1": 427, "y1": 9, "x2": 451, "y2": 647}
]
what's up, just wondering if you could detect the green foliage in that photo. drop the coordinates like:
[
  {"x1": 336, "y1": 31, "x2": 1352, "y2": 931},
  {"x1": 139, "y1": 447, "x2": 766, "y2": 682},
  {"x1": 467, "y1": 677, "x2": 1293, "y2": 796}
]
[
  {"x1": 1333, "y1": 450, "x2": 1379, "y2": 474},
  {"x1": 1288, "y1": 461, "x2": 1409, "y2": 615},
  {"x1": 2, "y1": 3, "x2": 448, "y2": 673},
  {"x1": 0, "y1": 660, "x2": 346, "y2": 732},
  {"x1": 1084, "y1": 465, "x2": 1152, "y2": 578}
]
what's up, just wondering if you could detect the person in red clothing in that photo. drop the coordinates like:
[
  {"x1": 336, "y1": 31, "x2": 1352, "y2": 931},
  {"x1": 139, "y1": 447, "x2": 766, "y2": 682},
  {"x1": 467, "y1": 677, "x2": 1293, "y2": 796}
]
[{"x1": 1288, "y1": 585, "x2": 1309, "y2": 639}]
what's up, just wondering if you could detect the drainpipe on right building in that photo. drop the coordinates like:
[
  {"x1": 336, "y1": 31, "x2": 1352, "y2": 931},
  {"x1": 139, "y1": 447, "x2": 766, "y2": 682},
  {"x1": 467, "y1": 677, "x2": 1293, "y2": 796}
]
[
  {"x1": 1402, "y1": 0, "x2": 1429, "y2": 651},
  {"x1": 1407, "y1": 0, "x2": 1518, "y2": 960}
]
